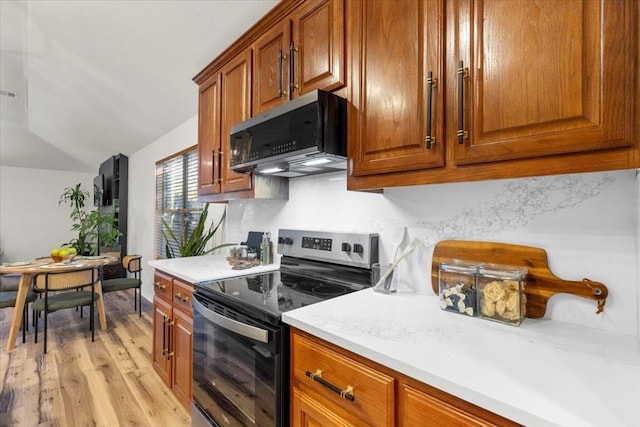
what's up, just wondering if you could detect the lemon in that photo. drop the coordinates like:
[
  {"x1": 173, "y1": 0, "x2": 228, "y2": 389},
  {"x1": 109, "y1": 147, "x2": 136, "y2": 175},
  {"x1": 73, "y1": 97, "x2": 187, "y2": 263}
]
[{"x1": 51, "y1": 248, "x2": 61, "y2": 256}]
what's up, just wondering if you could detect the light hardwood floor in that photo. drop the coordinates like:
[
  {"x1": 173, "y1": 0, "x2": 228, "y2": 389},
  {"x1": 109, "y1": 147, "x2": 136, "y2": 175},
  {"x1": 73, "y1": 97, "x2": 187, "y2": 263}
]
[{"x1": 0, "y1": 290, "x2": 191, "y2": 427}]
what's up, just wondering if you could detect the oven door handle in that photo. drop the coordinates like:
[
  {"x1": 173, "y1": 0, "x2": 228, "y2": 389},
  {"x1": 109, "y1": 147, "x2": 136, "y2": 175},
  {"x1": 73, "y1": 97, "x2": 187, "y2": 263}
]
[{"x1": 193, "y1": 297, "x2": 270, "y2": 344}]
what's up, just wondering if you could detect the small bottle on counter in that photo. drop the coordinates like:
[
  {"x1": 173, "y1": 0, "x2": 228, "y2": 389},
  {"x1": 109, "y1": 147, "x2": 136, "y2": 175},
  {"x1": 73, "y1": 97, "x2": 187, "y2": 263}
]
[{"x1": 261, "y1": 233, "x2": 271, "y2": 265}]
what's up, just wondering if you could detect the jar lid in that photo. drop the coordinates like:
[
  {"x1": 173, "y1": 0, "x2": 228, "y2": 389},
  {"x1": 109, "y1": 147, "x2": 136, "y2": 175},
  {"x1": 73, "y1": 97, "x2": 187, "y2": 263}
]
[
  {"x1": 478, "y1": 262, "x2": 527, "y2": 279},
  {"x1": 439, "y1": 259, "x2": 481, "y2": 274}
]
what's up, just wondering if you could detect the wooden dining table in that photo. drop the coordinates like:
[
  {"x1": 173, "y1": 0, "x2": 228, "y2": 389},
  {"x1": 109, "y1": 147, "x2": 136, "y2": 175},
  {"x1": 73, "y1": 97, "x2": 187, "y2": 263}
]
[{"x1": 0, "y1": 255, "x2": 116, "y2": 351}]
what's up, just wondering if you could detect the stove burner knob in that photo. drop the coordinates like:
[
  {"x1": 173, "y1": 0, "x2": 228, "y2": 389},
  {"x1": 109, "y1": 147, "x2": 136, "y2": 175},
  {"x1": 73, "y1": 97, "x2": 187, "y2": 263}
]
[
  {"x1": 341, "y1": 242, "x2": 352, "y2": 252},
  {"x1": 284, "y1": 237, "x2": 294, "y2": 245},
  {"x1": 353, "y1": 243, "x2": 364, "y2": 254}
]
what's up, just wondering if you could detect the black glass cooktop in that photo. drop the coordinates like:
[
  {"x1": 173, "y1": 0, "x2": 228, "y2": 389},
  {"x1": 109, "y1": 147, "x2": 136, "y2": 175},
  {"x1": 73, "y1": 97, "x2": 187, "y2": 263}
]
[{"x1": 195, "y1": 259, "x2": 371, "y2": 322}]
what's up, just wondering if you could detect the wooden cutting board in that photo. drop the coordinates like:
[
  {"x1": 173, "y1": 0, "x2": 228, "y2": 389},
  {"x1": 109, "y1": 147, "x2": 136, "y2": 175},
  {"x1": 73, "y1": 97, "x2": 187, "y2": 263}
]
[{"x1": 431, "y1": 240, "x2": 608, "y2": 318}]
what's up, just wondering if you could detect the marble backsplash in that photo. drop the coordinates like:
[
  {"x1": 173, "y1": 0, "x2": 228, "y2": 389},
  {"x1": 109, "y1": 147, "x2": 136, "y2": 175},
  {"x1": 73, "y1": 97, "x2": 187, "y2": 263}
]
[{"x1": 225, "y1": 169, "x2": 639, "y2": 337}]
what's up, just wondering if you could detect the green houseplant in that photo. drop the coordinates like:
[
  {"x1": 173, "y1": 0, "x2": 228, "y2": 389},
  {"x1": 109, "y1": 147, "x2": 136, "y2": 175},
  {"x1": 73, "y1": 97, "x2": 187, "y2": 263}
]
[
  {"x1": 59, "y1": 183, "x2": 122, "y2": 255},
  {"x1": 161, "y1": 204, "x2": 235, "y2": 258}
]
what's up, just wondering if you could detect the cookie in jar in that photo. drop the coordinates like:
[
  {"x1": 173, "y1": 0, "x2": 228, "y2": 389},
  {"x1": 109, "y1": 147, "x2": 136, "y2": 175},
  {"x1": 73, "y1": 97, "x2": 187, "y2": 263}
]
[
  {"x1": 438, "y1": 260, "x2": 481, "y2": 317},
  {"x1": 477, "y1": 263, "x2": 527, "y2": 326}
]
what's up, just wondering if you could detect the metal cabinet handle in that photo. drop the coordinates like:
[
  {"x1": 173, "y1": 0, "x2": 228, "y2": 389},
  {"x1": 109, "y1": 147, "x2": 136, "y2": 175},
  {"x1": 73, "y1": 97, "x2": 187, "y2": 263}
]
[
  {"x1": 211, "y1": 149, "x2": 217, "y2": 184},
  {"x1": 425, "y1": 71, "x2": 437, "y2": 149},
  {"x1": 161, "y1": 316, "x2": 167, "y2": 356},
  {"x1": 305, "y1": 369, "x2": 355, "y2": 402},
  {"x1": 167, "y1": 319, "x2": 174, "y2": 360},
  {"x1": 278, "y1": 49, "x2": 288, "y2": 99},
  {"x1": 457, "y1": 60, "x2": 469, "y2": 144},
  {"x1": 289, "y1": 41, "x2": 298, "y2": 94},
  {"x1": 154, "y1": 282, "x2": 166, "y2": 290}
]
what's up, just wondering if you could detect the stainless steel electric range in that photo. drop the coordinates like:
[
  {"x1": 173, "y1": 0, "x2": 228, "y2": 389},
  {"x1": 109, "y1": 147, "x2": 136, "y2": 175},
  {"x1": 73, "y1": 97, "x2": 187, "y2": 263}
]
[{"x1": 191, "y1": 229, "x2": 378, "y2": 427}]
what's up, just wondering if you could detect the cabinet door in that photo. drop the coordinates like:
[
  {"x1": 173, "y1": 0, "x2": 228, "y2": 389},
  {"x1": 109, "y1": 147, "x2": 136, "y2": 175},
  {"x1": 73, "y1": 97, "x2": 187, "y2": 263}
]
[
  {"x1": 152, "y1": 296, "x2": 172, "y2": 387},
  {"x1": 220, "y1": 49, "x2": 253, "y2": 193},
  {"x1": 171, "y1": 307, "x2": 193, "y2": 409},
  {"x1": 291, "y1": 0, "x2": 345, "y2": 97},
  {"x1": 348, "y1": 0, "x2": 444, "y2": 177},
  {"x1": 398, "y1": 383, "x2": 506, "y2": 427},
  {"x1": 291, "y1": 388, "x2": 355, "y2": 427},
  {"x1": 198, "y1": 74, "x2": 222, "y2": 196},
  {"x1": 253, "y1": 20, "x2": 291, "y2": 114},
  {"x1": 450, "y1": 0, "x2": 636, "y2": 165}
]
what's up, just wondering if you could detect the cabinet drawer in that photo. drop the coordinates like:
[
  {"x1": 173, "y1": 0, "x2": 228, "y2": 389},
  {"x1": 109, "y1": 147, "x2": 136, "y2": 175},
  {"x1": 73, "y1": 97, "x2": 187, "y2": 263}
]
[
  {"x1": 172, "y1": 279, "x2": 193, "y2": 315},
  {"x1": 153, "y1": 272, "x2": 173, "y2": 302},
  {"x1": 292, "y1": 332, "x2": 395, "y2": 426}
]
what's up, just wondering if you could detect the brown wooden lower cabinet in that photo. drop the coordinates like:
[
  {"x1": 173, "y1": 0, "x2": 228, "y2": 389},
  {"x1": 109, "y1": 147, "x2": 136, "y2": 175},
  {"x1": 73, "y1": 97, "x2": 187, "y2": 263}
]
[
  {"x1": 291, "y1": 328, "x2": 520, "y2": 427},
  {"x1": 152, "y1": 270, "x2": 193, "y2": 410}
]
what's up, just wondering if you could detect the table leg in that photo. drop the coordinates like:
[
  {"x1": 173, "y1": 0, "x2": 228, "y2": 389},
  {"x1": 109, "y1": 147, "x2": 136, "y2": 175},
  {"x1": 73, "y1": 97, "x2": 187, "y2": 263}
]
[
  {"x1": 6, "y1": 273, "x2": 32, "y2": 352},
  {"x1": 95, "y1": 280, "x2": 108, "y2": 330}
]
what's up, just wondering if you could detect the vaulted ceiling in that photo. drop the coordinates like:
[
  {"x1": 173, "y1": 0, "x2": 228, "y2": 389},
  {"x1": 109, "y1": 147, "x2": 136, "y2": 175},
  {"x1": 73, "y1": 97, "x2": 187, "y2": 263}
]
[{"x1": 0, "y1": 0, "x2": 278, "y2": 172}]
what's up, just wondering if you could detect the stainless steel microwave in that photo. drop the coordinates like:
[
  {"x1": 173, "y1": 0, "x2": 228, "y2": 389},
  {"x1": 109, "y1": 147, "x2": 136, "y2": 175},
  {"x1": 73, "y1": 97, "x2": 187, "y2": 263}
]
[{"x1": 229, "y1": 90, "x2": 346, "y2": 178}]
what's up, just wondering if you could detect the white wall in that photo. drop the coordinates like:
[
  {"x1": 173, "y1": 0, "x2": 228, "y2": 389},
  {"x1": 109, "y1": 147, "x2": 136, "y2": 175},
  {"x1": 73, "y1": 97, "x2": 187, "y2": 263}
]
[
  {"x1": 127, "y1": 116, "x2": 639, "y2": 338},
  {"x1": 128, "y1": 115, "x2": 226, "y2": 302},
  {"x1": 637, "y1": 171, "x2": 640, "y2": 342},
  {"x1": 0, "y1": 166, "x2": 94, "y2": 262},
  {"x1": 225, "y1": 170, "x2": 639, "y2": 338}
]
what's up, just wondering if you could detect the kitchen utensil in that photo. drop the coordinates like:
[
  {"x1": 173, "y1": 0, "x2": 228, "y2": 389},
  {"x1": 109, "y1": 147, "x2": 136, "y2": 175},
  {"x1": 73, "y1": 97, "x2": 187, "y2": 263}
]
[
  {"x1": 372, "y1": 263, "x2": 398, "y2": 293},
  {"x1": 373, "y1": 238, "x2": 421, "y2": 290}
]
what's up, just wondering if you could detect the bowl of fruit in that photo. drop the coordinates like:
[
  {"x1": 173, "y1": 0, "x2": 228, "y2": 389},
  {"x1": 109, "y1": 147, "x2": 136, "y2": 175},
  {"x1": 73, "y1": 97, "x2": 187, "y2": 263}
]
[{"x1": 50, "y1": 246, "x2": 77, "y2": 263}]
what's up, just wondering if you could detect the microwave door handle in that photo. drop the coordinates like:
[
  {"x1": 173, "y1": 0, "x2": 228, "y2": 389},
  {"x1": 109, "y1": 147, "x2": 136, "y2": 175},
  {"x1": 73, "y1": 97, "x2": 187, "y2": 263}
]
[{"x1": 193, "y1": 297, "x2": 269, "y2": 344}]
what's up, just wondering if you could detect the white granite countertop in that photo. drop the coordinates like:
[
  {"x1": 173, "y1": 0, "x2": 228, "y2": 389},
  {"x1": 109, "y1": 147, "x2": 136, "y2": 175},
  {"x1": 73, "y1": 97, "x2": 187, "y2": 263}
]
[
  {"x1": 148, "y1": 254, "x2": 280, "y2": 283},
  {"x1": 282, "y1": 289, "x2": 640, "y2": 427}
]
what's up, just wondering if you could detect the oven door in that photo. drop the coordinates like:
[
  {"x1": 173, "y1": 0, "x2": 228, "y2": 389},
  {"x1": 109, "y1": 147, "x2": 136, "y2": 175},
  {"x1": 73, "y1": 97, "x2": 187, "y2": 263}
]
[{"x1": 192, "y1": 292, "x2": 284, "y2": 427}]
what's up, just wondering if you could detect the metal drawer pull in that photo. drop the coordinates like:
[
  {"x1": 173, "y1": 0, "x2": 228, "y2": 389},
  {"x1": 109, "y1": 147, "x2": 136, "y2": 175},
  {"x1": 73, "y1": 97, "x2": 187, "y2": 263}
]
[
  {"x1": 305, "y1": 369, "x2": 355, "y2": 402},
  {"x1": 174, "y1": 292, "x2": 189, "y2": 303},
  {"x1": 153, "y1": 282, "x2": 166, "y2": 289}
]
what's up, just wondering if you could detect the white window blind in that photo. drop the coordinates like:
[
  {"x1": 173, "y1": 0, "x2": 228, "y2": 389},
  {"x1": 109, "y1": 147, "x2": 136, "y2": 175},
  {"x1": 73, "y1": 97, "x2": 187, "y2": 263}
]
[{"x1": 155, "y1": 147, "x2": 203, "y2": 258}]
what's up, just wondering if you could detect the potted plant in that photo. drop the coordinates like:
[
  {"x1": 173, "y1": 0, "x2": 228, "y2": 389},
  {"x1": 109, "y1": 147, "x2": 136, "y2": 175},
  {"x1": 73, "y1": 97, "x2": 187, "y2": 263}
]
[
  {"x1": 59, "y1": 183, "x2": 122, "y2": 255},
  {"x1": 161, "y1": 203, "x2": 235, "y2": 258}
]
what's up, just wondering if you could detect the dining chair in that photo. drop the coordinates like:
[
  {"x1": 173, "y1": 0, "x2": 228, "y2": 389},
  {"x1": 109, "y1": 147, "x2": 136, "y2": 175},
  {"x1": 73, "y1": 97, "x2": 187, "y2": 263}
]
[
  {"x1": 32, "y1": 266, "x2": 101, "y2": 354},
  {"x1": 0, "y1": 274, "x2": 38, "y2": 343},
  {"x1": 100, "y1": 255, "x2": 142, "y2": 317}
]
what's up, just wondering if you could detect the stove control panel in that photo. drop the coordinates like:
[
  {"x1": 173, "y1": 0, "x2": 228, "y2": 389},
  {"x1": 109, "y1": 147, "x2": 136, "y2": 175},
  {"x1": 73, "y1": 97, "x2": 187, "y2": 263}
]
[
  {"x1": 302, "y1": 236, "x2": 332, "y2": 251},
  {"x1": 278, "y1": 229, "x2": 379, "y2": 269}
]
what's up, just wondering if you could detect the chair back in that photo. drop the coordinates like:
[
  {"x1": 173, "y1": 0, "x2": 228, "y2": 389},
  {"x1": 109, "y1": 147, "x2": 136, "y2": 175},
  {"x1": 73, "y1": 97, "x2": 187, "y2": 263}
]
[
  {"x1": 33, "y1": 267, "x2": 101, "y2": 292},
  {"x1": 122, "y1": 255, "x2": 142, "y2": 275}
]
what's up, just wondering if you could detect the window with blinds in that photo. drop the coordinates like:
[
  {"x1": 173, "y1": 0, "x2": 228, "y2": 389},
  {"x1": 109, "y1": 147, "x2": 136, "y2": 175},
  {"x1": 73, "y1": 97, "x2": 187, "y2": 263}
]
[{"x1": 155, "y1": 147, "x2": 203, "y2": 258}]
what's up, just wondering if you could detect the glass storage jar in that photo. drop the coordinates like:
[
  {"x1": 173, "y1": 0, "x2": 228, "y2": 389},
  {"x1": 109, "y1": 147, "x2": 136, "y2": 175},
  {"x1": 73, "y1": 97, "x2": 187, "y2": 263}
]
[
  {"x1": 438, "y1": 260, "x2": 480, "y2": 317},
  {"x1": 477, "y1": 263, "x2": 527, "y2": 326}
]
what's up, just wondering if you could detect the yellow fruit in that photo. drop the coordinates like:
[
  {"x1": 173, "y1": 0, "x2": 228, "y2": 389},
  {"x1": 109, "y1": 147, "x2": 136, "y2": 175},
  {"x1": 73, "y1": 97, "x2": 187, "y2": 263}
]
[
  {"x1": 51, "y1": 248, "x2": 61, "y2": 256},
  {"x1": 68, "y1": 247, "x2": 77, "y2": 254},
  {"x1": 60, "y1": 249, "x2": 69, "y2": 257}
]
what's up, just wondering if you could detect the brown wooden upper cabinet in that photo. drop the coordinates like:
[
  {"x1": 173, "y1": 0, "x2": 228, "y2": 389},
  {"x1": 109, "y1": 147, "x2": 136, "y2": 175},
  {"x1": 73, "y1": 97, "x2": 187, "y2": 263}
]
[
  {"x1": 347, "y1": 0, "x2": 639, "y2": 191},
  {"x1": 220, "y1": 50, "x2": 253, "y2": 193},
  {"x1": 198, "y1": 74, "x2": 221, "y2": 196},
  {"x1": 348, "y1": 0, "x2": 445, "y2": 176},
  {"x1": 253, "y1": 0, "x2": 345, "y2": 115},
  {"x1": 198, "y1": 49, "x2": 253, "y2": 197}
]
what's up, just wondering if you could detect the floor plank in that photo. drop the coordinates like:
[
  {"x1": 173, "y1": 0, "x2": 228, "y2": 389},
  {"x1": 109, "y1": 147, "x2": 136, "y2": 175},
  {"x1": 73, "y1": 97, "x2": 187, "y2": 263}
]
[{"x1": 0, "y1": 290, "x2": 191, "y2": 427}]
